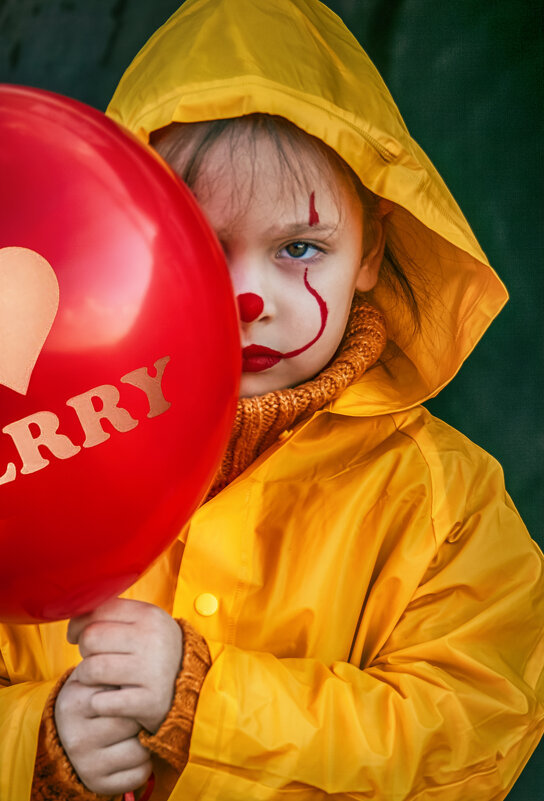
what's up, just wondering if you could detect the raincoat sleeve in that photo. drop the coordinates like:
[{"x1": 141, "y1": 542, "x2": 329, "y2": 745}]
[
  {"x1": 0, "y1": 624, "x2": 73, "y2": 801},
  {"x1": 0, "y1": 670, "x2": 56, "y2": 800},
  {"x1": 180, "y1": 451, "x2": 544, "y2": 800}
]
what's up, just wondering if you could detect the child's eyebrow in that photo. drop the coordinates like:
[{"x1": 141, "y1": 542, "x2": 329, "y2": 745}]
[
  {"x1": 213, "y1": 221, "x2": 338, "y2": 242},
  {"x1": 266, "y1": 221, "x2": 338, "y2": 238}
]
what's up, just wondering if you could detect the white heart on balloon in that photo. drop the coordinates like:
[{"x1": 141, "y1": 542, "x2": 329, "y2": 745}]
[{"x1": 0, "y1": 247, "x2": 60, "y2": 395}]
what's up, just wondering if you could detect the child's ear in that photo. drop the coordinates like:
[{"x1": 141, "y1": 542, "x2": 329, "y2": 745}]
[{"x1": 355, "y1": 199, "x2": 393, "y2": 292}]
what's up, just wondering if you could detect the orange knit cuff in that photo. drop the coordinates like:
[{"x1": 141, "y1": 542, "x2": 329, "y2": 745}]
[
  {"x1": 31, "y1": 668, "x2": 113, "y2": 801},
  {"x1": 138, "y1": 619, "x2": 211, "y2": 772}
]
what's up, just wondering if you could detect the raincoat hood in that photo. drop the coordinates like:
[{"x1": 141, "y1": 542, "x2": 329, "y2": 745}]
[{"x1": 107, "y1": 0, "x2": 508, "y2": 412}]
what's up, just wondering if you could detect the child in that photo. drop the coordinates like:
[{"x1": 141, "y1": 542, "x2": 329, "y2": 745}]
[{"x1": 2, "y1": 0, "x2": 543, "y2": 799}]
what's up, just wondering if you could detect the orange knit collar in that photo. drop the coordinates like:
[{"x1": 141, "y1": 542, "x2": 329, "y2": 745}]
[{"x1": 207, "y1": 294, "x2": 387, "y2": 499}]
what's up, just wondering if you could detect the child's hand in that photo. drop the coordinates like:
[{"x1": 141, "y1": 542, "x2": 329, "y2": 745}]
[
  {"x1": 67, "y1": 598, "x2": 184, "y2": 734},
  {"x1": 68, "y1": 598, "x2": 183, "y2": 734},
  {"x1": 55, "y1": 672, "x2": 152, "y2": 795},
  {"x1": 54, "y1": 599, "x2": 182, "y2": 793}
]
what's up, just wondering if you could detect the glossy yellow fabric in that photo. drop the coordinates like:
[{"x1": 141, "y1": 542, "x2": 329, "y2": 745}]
[{"x1": 2, "y1": 1, "x2": 543, "y2": 800}]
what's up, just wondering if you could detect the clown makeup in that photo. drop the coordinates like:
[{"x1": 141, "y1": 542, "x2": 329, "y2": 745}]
[
  {"x1": 237, "y1": 292, "x2": 264, "y2": 323},
  {"x1": 309, "y1": 191, "x2": 320, "y2": 226},
  {"x1": 159, "y1": 122, "x2": 383, "y2": 397}
]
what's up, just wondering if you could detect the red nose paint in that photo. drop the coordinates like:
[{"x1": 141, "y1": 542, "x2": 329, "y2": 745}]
[
  {"x1": 309, "y1": 191, "x2": 320, "y2": 226},
  {"x1": 241, "y1": 267, "x2": 328, "y2": 372},
  {"x1": 237, "y1": 292, "x2": 264, "y2": 323}
]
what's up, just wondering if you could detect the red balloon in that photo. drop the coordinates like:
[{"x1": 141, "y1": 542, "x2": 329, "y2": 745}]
[{"x1": 0, "y1": 85, "x2": 240, "y2": 623}]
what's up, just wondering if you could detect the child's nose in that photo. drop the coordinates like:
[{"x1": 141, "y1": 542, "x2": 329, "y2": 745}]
[{"x1": 237, "y1": 292, "x2": 264, "y2": 323}]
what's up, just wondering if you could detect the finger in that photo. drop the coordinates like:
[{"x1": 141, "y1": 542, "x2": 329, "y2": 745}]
[
  {"x1": 57, "y1": 674, "x2": 123, "y2": 720},
  {"x1": 68, "y1": 598, "x2": 153, "y2": 644},
  {"x1": 55, "y1": 677, "x2": 97, "y2": 725},
  {"x1": 91, "y1": 685, "x2": 155, "y2": 722},
  {"x1": 77, "y1": 737, "x2": 152, "y2": 796},
  {"x1": 89, "y1": 762, "x2": 152, "y2": 798},
  {"x1": 77, "y1": 620, "x2": 139, "y2": 658},
  {"x1": 89, "y1": 714, "x2": 142, "y2": 745},
  {"x1": 71, "y1": 662, "x2": 120, "y2": 693},
  {"x1": 92, "y1": 684, "x2": 172, "y2": 734},
  {"x1": 76, "y1": 653, "x2": 141, "y2": 688},
  {"x1": 55, "y1": 677, "x2": 139, "y2": 729},
  {"x1": 78, "y1": 611, "x2": 182, "y2": 668},
  {"x1": 60, "y1": 709, "x2": 141, "y2": 752}
]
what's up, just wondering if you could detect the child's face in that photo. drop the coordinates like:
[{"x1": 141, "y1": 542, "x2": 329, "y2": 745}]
[{"x1": 190, "y1": 132, "x2": 380, "y2": 397}]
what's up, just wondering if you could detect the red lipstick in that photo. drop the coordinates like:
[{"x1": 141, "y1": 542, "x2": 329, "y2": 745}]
[{"x1": 242, "y1": 344, "x2": 281, "y2": 372}]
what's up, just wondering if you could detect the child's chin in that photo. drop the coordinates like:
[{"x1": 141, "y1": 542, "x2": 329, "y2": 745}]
[{"x1": 239, "y1": 370, "x2": 288, "y2": 398}]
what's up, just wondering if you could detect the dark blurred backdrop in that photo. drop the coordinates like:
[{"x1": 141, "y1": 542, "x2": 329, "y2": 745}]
[{"x1": 1, "y1": 0, "x2": 542, "y2": 795}]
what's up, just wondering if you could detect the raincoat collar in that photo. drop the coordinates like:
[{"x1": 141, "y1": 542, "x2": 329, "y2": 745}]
[{"x1": 107, "y1": 0, "x2": 508, "y2": 416}]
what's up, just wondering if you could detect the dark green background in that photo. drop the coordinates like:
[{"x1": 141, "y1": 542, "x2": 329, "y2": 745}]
[{"x1": 1, "y1": 0, "x2": 542, "y2": 795}]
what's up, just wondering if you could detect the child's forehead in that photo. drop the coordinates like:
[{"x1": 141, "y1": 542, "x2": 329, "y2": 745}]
[
  {"x1": 200, "y1": 131, "x2": 321, "y2": 180},
  {"x1": 194, "y1": 131, "x2": 355, "y2": 219}
]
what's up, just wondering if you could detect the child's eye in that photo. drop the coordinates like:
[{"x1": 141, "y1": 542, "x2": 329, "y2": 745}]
[{"x1": 279, "y1": 242, "x2": 322, "y2": 260}]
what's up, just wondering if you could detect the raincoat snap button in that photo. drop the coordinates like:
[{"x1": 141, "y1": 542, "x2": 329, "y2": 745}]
[{"x1": 194, "y1": 593, "x2": 219, "y2": 616}]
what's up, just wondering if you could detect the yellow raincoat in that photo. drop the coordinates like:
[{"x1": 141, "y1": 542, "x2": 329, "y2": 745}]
[{"x1": 1, "y1": 1, "x2": 543, "y2": 799}]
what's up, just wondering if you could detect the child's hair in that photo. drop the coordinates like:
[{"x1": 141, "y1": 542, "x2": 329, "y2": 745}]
[{"x1": 151, "y1": 113, "x2": 422, "y2": 332}]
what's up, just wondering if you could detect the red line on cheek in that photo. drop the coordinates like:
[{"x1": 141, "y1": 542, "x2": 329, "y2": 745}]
[
  {"x1": 309, "y1": 191, "x2": 320, "y2": 226},
  {"x1": 242, "y1": 270, "x2": 328, "y2": 363},
  {"x1": 281, "y1": 268, "x2": 328, "y2": 359}
]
